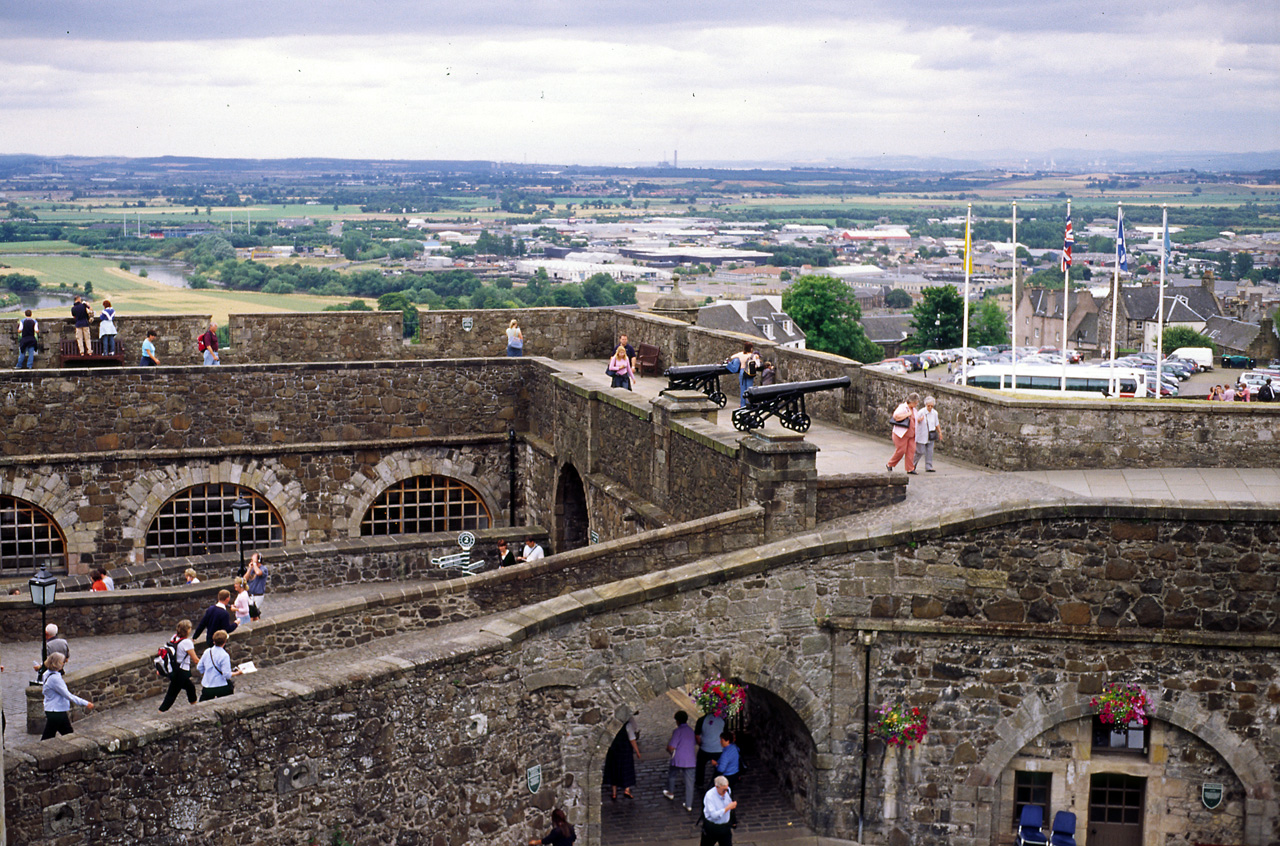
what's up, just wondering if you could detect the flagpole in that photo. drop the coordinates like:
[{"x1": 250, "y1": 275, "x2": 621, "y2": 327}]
[
  {"x1": 1157, "y1": 204, "x2": 1168, "y2": 386},
  {"x1": 1060, "y1": 199, "x2": 1071, "y2": 391},
  {"x1": 1108, "y1": 202, "x2": 1122, "y2": 395},
  {"x1": 1010, "y1": 202, "x2": 1018, "y2": 373},
  {"x1": 962, "y1": 204, "x2": 972, "y2": 386}
]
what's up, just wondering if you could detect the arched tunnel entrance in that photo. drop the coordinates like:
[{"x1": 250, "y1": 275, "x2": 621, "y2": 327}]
[
  {"x1": 555, "y1": 463, "x2": 589, "y2": 553},
  {"x1": 599, "y1": 682, "x2": 817, "y2": 845}
]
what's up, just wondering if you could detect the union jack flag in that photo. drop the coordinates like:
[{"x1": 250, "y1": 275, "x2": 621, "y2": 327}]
[{"x1": 1060, "y1": 210, "x2": 1074, "y2": 272}]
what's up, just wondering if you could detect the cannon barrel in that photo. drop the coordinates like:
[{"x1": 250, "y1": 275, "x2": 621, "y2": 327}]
[
  {"x1": 664, "y1": 363, "x2": 731, "y2": 379},
  {"x1": 743, "y1": 376, "x2": 851, "y2": 403}
]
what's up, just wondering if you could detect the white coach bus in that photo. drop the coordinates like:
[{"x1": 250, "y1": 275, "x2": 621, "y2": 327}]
[{"x1": 963, "y1": 363, "x2": 1151, "y2": 398}]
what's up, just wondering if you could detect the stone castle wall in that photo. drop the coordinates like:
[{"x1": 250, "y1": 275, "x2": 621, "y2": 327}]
[
  {"x1": 226, "y1": 311, "x2": 406, "y2": 364},
  {"x1": 7, "y1": 505, "x2": 1276, "y2": 846},
  {"x1": 7, "y1": 313, "x2": 211, "y2": 369}
]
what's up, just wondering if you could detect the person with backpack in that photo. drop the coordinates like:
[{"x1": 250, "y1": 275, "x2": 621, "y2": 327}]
[
  {"x1": 727, "y1": 343, "x2": 762, "y2": 408},
  {"x1": 1258, "y1": 378, "x2": 1276, "y2": 403},
  {"x1": 157, "y1": 619, "x2": 199, "y2": 712},
  {"x1": 198, "y1": 320, "x2": 220, "y2": 365},
  {"x1": 98, "y1": 300, "x2": 118, "y2": 355}
]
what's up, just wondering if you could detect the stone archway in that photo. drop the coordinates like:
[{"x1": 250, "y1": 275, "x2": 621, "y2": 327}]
[
  {"x1": 565, "y1": 647, "x2": 830, "y2": 845},
  {"x1": 964, "y1": 685, "x2": 1275, "y2": 846},
  {"x1": 0, "y1": 472, "x2": 94, "y2": 572},
  {"x1": 554, "y1": 463, "x2": 589, "y2": 553},
  {"x1": 342, "y1": 449, "x2": 508, "y2": 538}
]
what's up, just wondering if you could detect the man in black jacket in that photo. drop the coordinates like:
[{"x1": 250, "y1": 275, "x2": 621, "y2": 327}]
[{"x1": 191, "y1": 590, "x2": 238, "y2": 648}]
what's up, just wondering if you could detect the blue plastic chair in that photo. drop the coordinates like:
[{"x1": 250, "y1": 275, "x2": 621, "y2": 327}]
[
  {"x1": 1049, "y1": 810, "x2": 1077, "y2": 846},
  {"x1": 1015, "y1": 805, "x2": 1048, "y2": 846}
]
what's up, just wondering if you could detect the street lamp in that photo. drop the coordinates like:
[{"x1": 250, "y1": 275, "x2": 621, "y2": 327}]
[
  {"x1": 230, "y1": 496, "x2": 252, "y2": 578},
  {"x1": 28, "y1": 565, "x2": 57, "y2": 669}
]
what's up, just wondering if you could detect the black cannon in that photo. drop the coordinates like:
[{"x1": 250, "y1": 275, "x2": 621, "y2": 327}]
[
  {"x1": 732, "y1": 376, "x2": 852, "y2": 432},
  {"x1": 662, "y1": 363, "x2": 733, "y2": 408}
]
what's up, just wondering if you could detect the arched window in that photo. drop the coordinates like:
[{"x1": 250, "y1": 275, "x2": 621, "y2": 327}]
[
  {"x1": 0, "y1": 495, "x2": 67, "y2": 575},
  {"x1": 361, "y1": 475, "x2": 491, "y2": 536},
  {"x1": 146, "y1": 484, "x2": 284, "y2": 560}
]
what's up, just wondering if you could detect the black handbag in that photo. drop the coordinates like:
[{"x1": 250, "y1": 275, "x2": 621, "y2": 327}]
[{"x1": 928, "y1": 429, "x2": 937, "y2": 441}]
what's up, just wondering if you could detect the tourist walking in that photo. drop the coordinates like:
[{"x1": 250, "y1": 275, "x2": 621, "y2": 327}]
[
  {"x1": 16, "y1": 309, "x2": 39, "y2": 369},
  {"x1": 196, "y1": 629, "x2": 241, "y2": 701},
  {"x1": 663, "y1": 710, "x2": 698, "y2": 811},
  {"x1": 198, "y1": 321, "x2": 220, "y2": 365},
  {"x1": 713, "y1": 731, "x2": 742, "y2": 827},
  {"x1": 529, "y1": 808, "x2": 576, "y2": 846},
  {"x1": 914, "y1": 396, "x2": 941, "y2": 473},
  {"x1": 517, "y1": 537, "x2": 545, "y2": 564},
  {"x1": 496, "y1": 539, "x2": 516, "y2": 568},
  {"x1": 158, "y1": 619, "x2": 199, "y2": 712},
  {"x1": 506, "y1": 318, "x2": 525, "y2": 356},
  {"x1": 71, "y1": 295, "x2": 93, "y2": 356},
  {"x1": 139, "y1": 329, "x2": 159, "y2": 366},
  {"x1": 41, "y1": 653, "x2": 94, "y2": 739},
  {"x1": 244, "y1": 552, "x2": 268, "y2": 621},
  {"x1": 701, "y1": 776, "x2": 738, "y2": 846},
  {"x1": 886, "y1": 392, "x2": 919, "y2": 474},
  {"x1": 603, "y1": 715, "x2": 641, "y2": 800},
  {"x1": 694, "y1": 711, "x2": 725, "y2": 790},
  {"x1": 35, "y1": 623, "x2": 70, "y2": 681},
  {"x1": 192, "y1": 590, "x2": 238, "y2": 648},
  {"x1": 98, "y1": 300, "x2": 118, "y2": 355},
  {"x1": 184, "y1": 568, "x2": 201, "y2": 584},
  {"x1": 606, "y1": 344, "x2": 636, "y2": 390},
  {"x1": 618, "y1": 333, "x2": 638, "y2": 375},
  {"x1": 232, "y1": 577, "x2": 252, "y2": 625}
]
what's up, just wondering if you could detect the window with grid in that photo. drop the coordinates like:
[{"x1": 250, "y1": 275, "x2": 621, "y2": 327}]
[
  {"x1": 1013, "y1": 771, "x2": 1051, "y2": 826},
  {"x1": 1092, "y1": 716, "x2": 1149, "y2": 755},
  {"x1": 145, "y1": 484, "x2": 284, "y2": 560},
  {"x1": 361, "y1": 476, "x2": 491, "y2": 536},
  {"x1": 0, "y1": 495, "x2": 67, "y2": 575}
]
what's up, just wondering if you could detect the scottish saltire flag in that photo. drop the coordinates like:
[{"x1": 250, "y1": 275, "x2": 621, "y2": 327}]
[
  {"x1": 1060, "y1": 211, "x2": 1074, "y2": 271},
  {"x1": 1163, "y1": 220, "x2": 1172, "y2": 264},
  {"x1": 1116, "y1": 207, "x2": 1128, "y2": 272}
]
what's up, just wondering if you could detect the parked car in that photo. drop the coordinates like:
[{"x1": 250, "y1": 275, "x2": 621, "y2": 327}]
[
  {"x1": 1221, "y1": 354, "x2": 1256, "y2": 368},
  {"x1": 866, "y1": 361, "x2": 907, "y2": 374}
]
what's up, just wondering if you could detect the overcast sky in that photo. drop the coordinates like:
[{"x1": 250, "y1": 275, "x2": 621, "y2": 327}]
[{"x1": 2, "y1": 1, "x2": 1277, "y2": 166}]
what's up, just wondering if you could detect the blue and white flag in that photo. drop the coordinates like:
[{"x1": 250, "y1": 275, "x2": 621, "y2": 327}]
[
  {"x1": 1116, "y1": 207, "x2": 1128, "y2": 272},
  {"x1": 1162, "y1": 220, "x2": 1172, "y2": 265}
]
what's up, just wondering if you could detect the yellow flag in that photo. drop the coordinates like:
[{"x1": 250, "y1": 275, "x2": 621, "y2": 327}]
[{"x1": 964, "y1": 209, "x2": 973, "y2": 276}]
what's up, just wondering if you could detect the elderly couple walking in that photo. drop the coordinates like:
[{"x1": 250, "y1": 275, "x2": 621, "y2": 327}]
[{"x1": 885, "y1": 392, "x2": 941, "y2": 475}]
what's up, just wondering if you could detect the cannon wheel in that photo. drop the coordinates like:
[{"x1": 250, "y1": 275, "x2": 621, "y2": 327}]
[
  {"x1": 732, "y1": 408, "x2": 759, "y2": 431},
  {"x1": 709, "y1": 391, "x2": 727, "y2": 408},
  {"x1": 788, "y1": 412, "x2": 811, "y2": 433}
]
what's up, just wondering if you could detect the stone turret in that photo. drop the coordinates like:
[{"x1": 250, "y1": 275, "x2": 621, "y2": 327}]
[{"x1": 648, "y1": 275, "x2": 700, "y2": 323}]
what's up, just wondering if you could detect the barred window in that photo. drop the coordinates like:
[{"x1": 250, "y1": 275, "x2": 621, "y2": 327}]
[
  {"x1": 146, "y1": 484, "x2": 284, "y2": 560},
  {"x1": 0, "y1": 495, "x2": 67, "y2": 575},
  {"x1": 361, "y1": 476, "x2": 491, "y2": 536}
]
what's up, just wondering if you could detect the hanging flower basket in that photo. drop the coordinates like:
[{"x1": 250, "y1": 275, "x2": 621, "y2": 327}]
[
  {"x1": 874, "y1": 701, "x2": 928, "y2": 748},
  {"x1": 1091, "y1": 682, "x2": 1150, "y2": 726},
  {"x1": 694, "y1": 677, "x2": 748, "y2": 720}
]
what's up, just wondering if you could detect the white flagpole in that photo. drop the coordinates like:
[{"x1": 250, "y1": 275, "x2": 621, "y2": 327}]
[
  {"x1": 962, "y1": 203, "x2": 972, "y2": 386},
  {"x1": 1060, "y1": 199, "x2": 1070, "y2": 391},
  {"x1": 1157, "y1": 204, "x2": 1168, "y2": 381},
  {"x1": 1108, "y1": 202, "x2": 1122, "y2": 395},
  {"x1": 1011, "y1": 202, "x2": 1018, "y2": 373}
]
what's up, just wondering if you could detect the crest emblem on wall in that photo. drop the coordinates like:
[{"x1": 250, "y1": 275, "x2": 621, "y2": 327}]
[
  {"x1": 526, "y1": 764, "x2": 542, "y2": 794},
  {"x1": 462, "y1": 317, "x2": 474, "y2": 332},
  {"x1": 1201, "y1": 783, "x2": 1223, "y2": 810}
]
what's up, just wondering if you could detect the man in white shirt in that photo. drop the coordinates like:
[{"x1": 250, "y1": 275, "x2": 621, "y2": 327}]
[
  {"x1": 517, "y1": 537, "x2": 545, "y2": 564},
  {"x1": 701, "y1": 775, "x2": 737, "y2": 846}
]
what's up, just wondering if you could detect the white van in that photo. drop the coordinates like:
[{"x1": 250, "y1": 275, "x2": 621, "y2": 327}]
[{"x1": 1169, "y1": 347, "x2": 1214, "y2": 371}]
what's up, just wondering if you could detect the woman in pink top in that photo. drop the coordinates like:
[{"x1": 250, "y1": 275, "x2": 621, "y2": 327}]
[
  {"x1": 607, "y1": 345, "x2": 636, "y2": 391},
  {"x1": 885, "y1": 392, "x2": 919, "y2": 474}
]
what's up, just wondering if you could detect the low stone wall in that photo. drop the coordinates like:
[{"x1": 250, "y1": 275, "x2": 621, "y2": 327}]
[
  {"x1": 7, "y1": 313, "x2": 210, "y2": 369},
  {"x1": 413, "y1": 307, "x2": 612, "y2": 360},
  {"x1": 227, "y1": 311, "x2": 405, "y2": 364},
  {"x1": 27, "y1": 506, "x2": 765, "y2": 729},
  {"x1": 0, "y1": 528, "x2": 550, "y2": 640},
  {"x1": 859, "y1": 365, "x2": 1280, "y2": 470},
  {"x1": 816, "y1": 473, "x2": 907, "y2": 523}
]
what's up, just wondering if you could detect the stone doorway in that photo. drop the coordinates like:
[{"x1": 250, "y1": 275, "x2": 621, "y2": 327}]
[
  {"x1": 554, "y1": 463, "x2": 589, "y2": 553},
  {"x1": 599, "y1": 685, "x2": 816, "y2": 845}
]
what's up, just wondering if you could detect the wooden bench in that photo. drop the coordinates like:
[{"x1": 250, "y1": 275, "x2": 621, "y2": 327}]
[
  {"x1": 58, "y1": 340, "x2": 126, "y2": 368},
  {"x1": 637, "y1": 343, "x2": 662, "y2": 375}
]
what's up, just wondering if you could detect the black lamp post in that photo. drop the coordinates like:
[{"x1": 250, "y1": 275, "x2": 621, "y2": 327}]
[
  {"x1": 231, "y1": 496, "x2": 252, "y2": 578},
  {"x1": 29, "y1": 565, "x2": 57, "y2": 669}
]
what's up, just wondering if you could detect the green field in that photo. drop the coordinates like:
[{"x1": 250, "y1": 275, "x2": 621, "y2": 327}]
[
  {"x1": 0, "y1": 240, "x2": 84, "y2": 254},
  {"x1": 1, "y1": 255, "x2": 354, "y2": 324}
]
